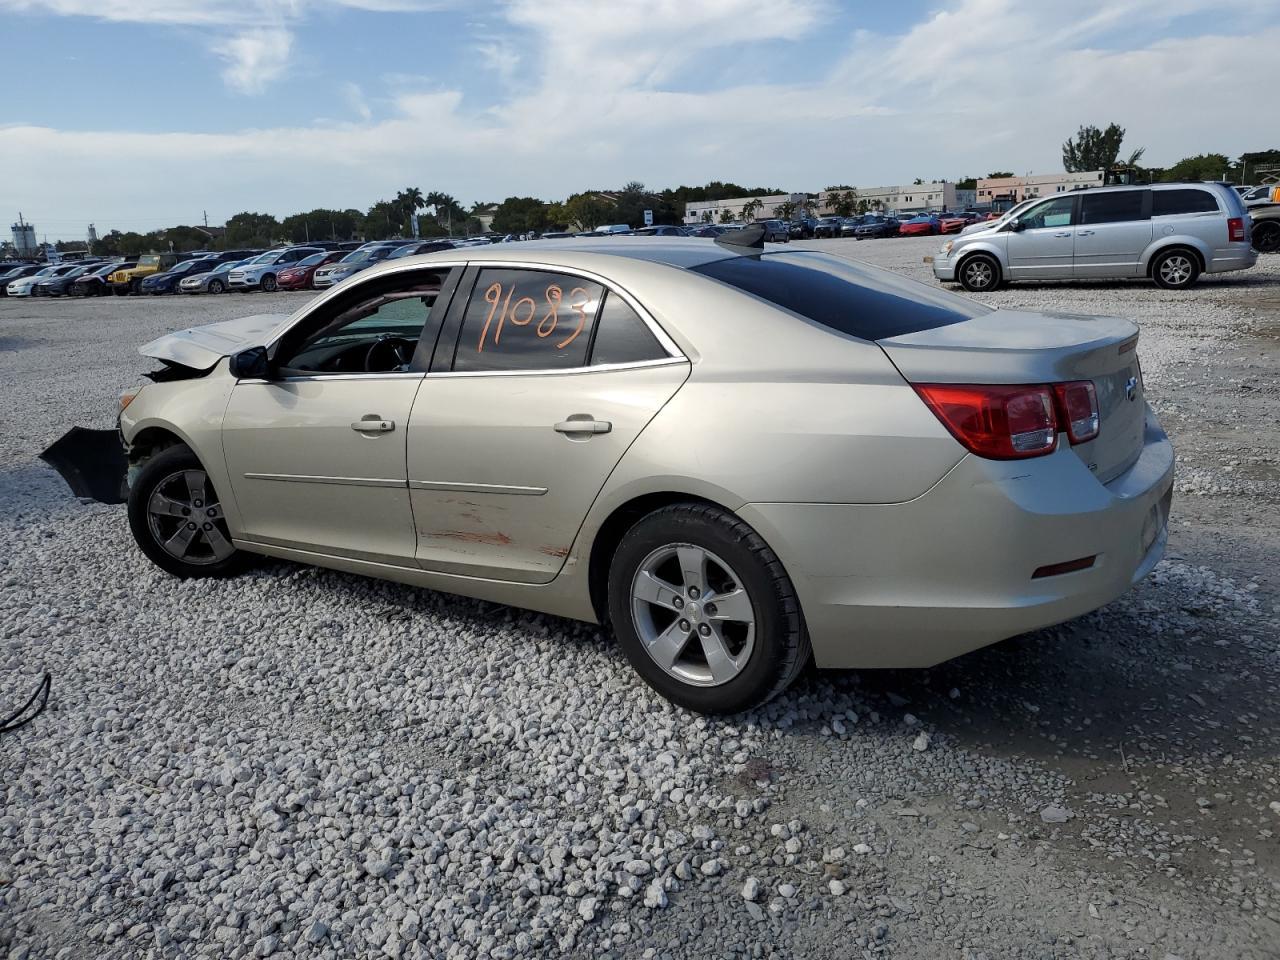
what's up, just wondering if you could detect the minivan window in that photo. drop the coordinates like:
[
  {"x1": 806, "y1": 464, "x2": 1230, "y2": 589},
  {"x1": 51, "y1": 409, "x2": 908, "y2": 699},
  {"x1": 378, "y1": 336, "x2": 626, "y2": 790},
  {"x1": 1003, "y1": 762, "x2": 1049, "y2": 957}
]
[
  {"x1": 1020, "y1": 195, "x2": 1074, "y2": 229},
  {"x1": 692, "y1": 251, "x2": 984, "y2": 342},
  {"x1": 1080, "y1": 190, "x2": 1147, "y2": 224},
  {"x1": 1152, "y1": 189, "x2": 1218, "y2": 216}
]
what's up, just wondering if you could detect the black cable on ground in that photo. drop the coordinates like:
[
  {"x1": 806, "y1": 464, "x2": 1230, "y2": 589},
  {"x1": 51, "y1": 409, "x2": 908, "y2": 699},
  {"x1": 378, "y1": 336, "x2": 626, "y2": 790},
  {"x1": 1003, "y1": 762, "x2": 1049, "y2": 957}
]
[{"x1": 0, "y1": 673, "x2": 51, "y2": 733}]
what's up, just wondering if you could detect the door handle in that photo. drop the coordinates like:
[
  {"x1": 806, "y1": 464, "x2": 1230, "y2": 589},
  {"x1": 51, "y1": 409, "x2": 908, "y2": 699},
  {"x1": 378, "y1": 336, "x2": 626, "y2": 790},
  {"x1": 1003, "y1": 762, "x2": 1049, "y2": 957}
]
[
  {"x1": 554, "y1": 417, "x2": 612, "y2": 436},
  {"x1": 351, "y1": 418, "x2": 395, "y2": 433},
  {"x1": 1077, "y1": 230, "x2": 1095, "y2": 237},
  {"x1": 1053, "y1": 231, "x2": 1072, "y2": 237}
]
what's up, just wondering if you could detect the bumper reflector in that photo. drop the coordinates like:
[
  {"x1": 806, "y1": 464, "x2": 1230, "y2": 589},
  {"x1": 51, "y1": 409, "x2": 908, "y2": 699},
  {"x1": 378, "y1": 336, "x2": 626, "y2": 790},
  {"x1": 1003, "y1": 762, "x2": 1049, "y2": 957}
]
[{"x1": 1032, "y1": 556, "x2": 1096, "y2": 579}]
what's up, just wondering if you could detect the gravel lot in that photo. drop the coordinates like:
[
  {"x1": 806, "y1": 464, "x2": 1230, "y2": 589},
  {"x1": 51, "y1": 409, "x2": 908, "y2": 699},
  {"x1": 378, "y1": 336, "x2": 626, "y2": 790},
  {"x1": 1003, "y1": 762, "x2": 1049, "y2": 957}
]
[{"x1": 2, "y1": 238, "x2": 1278, "y2": 960}]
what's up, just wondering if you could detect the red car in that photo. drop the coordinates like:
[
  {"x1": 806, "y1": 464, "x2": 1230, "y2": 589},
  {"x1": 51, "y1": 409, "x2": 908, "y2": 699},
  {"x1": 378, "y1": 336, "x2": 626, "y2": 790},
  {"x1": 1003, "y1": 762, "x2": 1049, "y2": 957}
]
[
  {"x1": 276, "y1": 250, "x2": 346, "y2": 290},
  {"x1": 939, "y1": 214, "x2": 969, "y2": 234},
  {"x1": 897, "y1": 214, "x2": 942, "y2": 236}
]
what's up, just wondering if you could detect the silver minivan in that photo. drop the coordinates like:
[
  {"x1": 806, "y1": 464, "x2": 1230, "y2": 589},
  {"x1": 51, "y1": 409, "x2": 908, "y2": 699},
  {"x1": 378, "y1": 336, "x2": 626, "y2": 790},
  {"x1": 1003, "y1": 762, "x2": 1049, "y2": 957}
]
[{"x1": 931, "y1": 182, "x2": 1256, "y2": 291}]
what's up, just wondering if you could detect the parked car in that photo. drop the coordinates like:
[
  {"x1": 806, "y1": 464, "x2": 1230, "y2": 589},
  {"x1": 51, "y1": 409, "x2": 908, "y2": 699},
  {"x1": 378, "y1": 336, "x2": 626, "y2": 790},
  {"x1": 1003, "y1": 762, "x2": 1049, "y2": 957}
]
[
  {"x1": 539, "y1": 232, "x2": 576, "y2": 239},
  {"x1": 108, "y1": 253, "x2": 187, "y2": 295},
  {"x1": 8, "y1": 263, "x2": 83, "y2": 297},
  {"x1": 36, "y1": 262, "x2": 107, "y2": 297},
  {"x1": 276, "y1": 251, "x2": 348, "y2": 290},
  {"x1": 140, "y1": 257, "x2": 226, "y2": 295},
  {"x1": 1241, "y1": 183, "x2": 1280, "y2": 208},
  {"x1": 108, "y1": 235, "x2": 1173, "y2": 714},
  {"x1": 687, "y1": 225, "x2": 730, "y2": 238},
  {"x1": 899, "y1": 214, "x2": 942, "y2": 236},
  {"x1": 812, "y1": 218, "x2": 844, "y2": 239},
  {"x1": 311, "y1": 242, "x2": 412, "y2": 289},
  {"x1": 939, "y1": 213, "x2": 970, "y2": 234},
  {"x1": 838, "y1": 217, "x2": 867, "y2": 238},
  {"x1": 931, "y1": 181, "x2": 1256, "y2": 292},
  {"x1": 853, "y1": 216, "x2": 900, "y2": 240},
  {"x1": 752, "y1": 220, "x2": 790, "y2": 243},
  {"x1": 1250, "y1": 204, "x2": 1280, "y2": 254},
  {"x1": 180, "y1": 259, "x2": 245, "y2": 295},
  {"x1": 386, "y1": 241, "x2": 458, "y2": 260},
  {"x1": 229, "y1": 246, "x2": 325, "y2": 292},
  {"x1": 630, "y1": 226, "x2": 686, "y2": 237},
  {"x1": 70, "y1": 261, "x2": 134, "y2": 297},
  {"x1": 594, "y1": 224, "x2": 632, "y2": 235},
  {"x1": 788, "y1": 219, "x2": 817, "y2": 240},
  {"x1": 1, "y1": 263, "x2": 51, "y2": 295}
]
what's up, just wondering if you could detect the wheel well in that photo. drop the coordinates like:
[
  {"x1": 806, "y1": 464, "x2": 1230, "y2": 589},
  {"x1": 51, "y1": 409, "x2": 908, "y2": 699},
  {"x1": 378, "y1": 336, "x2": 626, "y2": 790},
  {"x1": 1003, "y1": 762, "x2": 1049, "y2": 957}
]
[
  {"x1": 956, "y1": 249, "x2": 1001, "y2": 277},
  {"x1": 127, "y1": 427, "x2": 186, "y2": 466},
  {"x1": 587, "y1": 492, "x2": 726, "y2": 625},
  {"x1": 1148, "y1": 244, "x2": 1204, "y2": 276}
]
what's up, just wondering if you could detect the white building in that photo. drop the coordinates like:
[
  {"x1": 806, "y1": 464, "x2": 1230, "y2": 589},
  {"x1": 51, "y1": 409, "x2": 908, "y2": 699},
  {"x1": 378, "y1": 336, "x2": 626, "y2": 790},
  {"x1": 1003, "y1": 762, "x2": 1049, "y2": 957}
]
[
  {"x1": 818, "y1": 182, "x2": 958, "y2": 215},
  {"x1": 684, "y1": 193, "x2": 808, "y2": 225},
  {"x1": 976, "y1": 171, "x2": 1104, "y2": 207}
]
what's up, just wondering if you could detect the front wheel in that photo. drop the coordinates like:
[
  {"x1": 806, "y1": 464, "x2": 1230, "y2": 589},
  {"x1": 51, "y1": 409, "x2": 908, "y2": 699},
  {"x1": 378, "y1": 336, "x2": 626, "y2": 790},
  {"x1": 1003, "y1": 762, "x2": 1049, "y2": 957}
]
[
  {"x1": 260, "y1": 274, "x2": 278, "y2": 292},
  {"x1": 1151, "y1": 248, "x2": 1200, "y2": 289},
  {"x1": 607, "y1": 503, "x2": 810, "y2": 714},
  {"x1": 208, "y1": 278, "x2": 225, "y2": 294},
  {"x1": 1252, "y1": 221, "x2": 1280, "y2": 255},
  {"x1": 958, "y1": 253, "x2": 1002, "y2": 292},
  {"x1": 128, "y1": 445, "x2": 248, "y2": 579}
]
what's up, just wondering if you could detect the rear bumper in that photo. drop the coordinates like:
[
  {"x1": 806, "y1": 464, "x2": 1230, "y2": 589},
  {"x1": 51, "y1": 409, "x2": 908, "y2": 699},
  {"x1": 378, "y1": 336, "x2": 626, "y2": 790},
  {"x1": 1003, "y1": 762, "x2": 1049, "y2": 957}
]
[
  {"x1": 738, "y1": 405, "x2": 1174, "y2": 669},
  {"x1": 1205, "y1": 243, "x2": 1257, "y2": 274}
]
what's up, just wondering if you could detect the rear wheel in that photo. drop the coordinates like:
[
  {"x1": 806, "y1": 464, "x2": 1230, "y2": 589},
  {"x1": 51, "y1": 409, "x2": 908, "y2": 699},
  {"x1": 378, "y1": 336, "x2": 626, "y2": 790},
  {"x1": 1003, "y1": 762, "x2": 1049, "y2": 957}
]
[
  {"x1": 1151, "y1": 248, "x2": 1200, "y2": 289},
  {"x1": 261, "y1": 274, "x2": 278, "y2": 292},
  {"x1": 1252, "y1": 221, "x2": 1280, "y2": 255},
  {"x1": 958, "y1": 253, "x2": 1002, "y2": 292},
  {"x1": 130, "y1": 278, "x2": 142, "y2": 295},
  {"x1": 607, "y1": 503, "x2": 809, "y2": 714},
  {"x1": 128, "y1": 445, "x2": 247, "y2": 579}
]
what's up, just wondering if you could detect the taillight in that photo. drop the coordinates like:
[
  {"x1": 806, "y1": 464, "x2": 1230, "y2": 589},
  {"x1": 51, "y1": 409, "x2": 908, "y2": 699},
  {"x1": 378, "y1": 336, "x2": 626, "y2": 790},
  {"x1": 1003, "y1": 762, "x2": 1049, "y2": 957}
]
[
  {"x1": 1052, "y1": 380, "x2": 1099, "y2": 444},
  {"x1": 1228, "y1": 217, "x2": 1246, "y2": 243},
  {"x1": 913, "y1": 384, "x2": 1058, "y2": 459}
]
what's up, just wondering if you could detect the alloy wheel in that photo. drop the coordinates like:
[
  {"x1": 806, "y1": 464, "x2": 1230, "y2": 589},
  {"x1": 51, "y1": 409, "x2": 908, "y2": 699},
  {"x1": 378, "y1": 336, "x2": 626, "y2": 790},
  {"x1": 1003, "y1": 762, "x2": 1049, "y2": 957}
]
[
  {"x1": 963, "y1": 258, "x2": 994, "y2": 289},
  {"x1": 146, "y1": 469, "x2": 235, "y2": 565},
  {"x1": 630, "y1": 543, "x2": 756, "y2": 687},
  {"x1": 1158, "y1": 254, "x2": 1194, "y2": 286}
]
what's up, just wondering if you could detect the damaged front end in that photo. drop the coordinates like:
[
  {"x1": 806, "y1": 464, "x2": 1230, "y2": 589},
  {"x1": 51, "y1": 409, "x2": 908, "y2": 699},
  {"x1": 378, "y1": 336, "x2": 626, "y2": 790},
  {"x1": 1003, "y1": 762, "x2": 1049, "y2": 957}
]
[{"x1": 40, "y1": 358, "x2": 214, "y2": 505}]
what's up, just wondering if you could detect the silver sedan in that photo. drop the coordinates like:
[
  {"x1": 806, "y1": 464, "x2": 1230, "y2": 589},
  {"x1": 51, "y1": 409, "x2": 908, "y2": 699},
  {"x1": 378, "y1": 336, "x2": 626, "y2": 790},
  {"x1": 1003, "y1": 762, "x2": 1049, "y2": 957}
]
[{"x1": 116, "y1": 232, "x2": 1174, "y2": 713}]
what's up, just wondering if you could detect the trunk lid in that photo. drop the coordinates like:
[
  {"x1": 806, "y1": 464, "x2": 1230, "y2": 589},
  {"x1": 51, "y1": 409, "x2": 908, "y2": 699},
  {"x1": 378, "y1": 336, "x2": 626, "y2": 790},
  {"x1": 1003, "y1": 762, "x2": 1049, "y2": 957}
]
[
  {"x1": 879, "y1": 309, "x2": 1145, "y2": 483},
  {"x1": 138, "y1": 313, "x2": 289, "y2": 370}
]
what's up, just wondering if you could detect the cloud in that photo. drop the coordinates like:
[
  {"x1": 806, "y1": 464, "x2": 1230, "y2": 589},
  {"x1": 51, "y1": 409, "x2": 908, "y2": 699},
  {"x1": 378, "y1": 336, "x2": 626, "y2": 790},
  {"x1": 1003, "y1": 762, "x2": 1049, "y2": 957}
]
[
  {"x1": 342, "y1": 81, "x2": 373, "y2": 121},
  {"x1": 212, "y1": 27, "x2": 293, "y2": 94}
]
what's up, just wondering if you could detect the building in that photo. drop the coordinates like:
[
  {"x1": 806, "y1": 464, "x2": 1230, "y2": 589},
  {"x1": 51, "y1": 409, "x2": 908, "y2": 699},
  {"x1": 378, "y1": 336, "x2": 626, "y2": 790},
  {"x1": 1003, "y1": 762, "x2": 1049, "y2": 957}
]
[
  {"x1": 11, "y1": 220, "x2": 37, "y2": 257},
  {"x1": 976, "y1": 171, "x2": 1104, "y2": 208},
  {"x1": 818, "y1": 182, "x2": 958, "y2": 216},
  {"x1": 684, "y1": 193, "x2": 808, "y2": 225}
]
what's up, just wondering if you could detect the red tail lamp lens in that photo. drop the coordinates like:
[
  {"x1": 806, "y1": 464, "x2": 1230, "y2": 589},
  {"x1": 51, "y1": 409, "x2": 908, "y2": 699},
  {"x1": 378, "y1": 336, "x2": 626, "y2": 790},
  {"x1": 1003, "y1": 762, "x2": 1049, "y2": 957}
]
[
  {"x1": 914, "y1": 384, "x2": 1058, "y2": 459},
  {"x1": 1053, "y1": 380, "x2": 1099, "y2": 444},
  {"x1": 1228, "y1": 217, "x2": 1246, "y2": 243}
]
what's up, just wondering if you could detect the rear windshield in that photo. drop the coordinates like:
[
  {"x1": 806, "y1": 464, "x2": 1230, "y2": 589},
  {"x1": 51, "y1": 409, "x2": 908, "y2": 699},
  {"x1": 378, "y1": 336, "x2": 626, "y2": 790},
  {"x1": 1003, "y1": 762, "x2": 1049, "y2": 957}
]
[{"x1": 692, "y1": 251, "x2": 986, "y2": 341}]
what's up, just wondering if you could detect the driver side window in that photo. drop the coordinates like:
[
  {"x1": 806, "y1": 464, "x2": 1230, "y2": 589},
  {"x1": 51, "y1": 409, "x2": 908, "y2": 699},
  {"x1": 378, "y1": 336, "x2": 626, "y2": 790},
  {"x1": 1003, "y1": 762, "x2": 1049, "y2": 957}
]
[
  {"x1": 274, "y1": 270, "x2": 452, "y2": 376},
  {"x1": 1021, "y1": 195, "x2": 1075, "y2": 229}
]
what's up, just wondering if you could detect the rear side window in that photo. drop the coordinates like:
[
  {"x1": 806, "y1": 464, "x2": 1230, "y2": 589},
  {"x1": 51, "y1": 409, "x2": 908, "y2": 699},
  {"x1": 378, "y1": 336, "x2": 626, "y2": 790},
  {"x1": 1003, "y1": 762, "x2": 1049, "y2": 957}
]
[
  {"x1": 1080, "y1": 191, "x2": 1148, "y2": 224},
  {"x1": 589, "y1": 292, "x2": 666, "y2": 365},
  {"x1": 691, "y1": 252, "x2": 985, "y2": 341},
  {"x1": 453, "y1": 268, "x2": 603, "y2": 372},
  {"x1": 1152, "y1": 189, "x2": 1219, "y2": 216}
]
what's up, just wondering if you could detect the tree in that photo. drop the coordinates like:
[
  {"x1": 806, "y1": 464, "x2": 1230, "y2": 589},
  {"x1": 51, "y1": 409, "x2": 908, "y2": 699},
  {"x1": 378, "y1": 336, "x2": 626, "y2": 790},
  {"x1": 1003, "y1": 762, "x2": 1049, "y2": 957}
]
[
  {"x1": 491, "y1": 196, "x2": 551, "y2": 234},
  {"x1": 1237, "y1": 149, "x2": 1280, "y2": 184},
  {"x1": 740, "y1": 198, "x2": 764, "y2": 221},
  {"x1": 774, "y1": 200, "x2": 797, "y2": 220},
  {"x1": 828, "y1": 189, "x2": 858, "y2": 217},
  {"x1": 564, "y1": 193, "x2": 614, "y2": 231},
  {"x1": 912, "y1": 177, "x2": 924, "y2": 185},
  {"x1": 718, "y1": 207, "x2": 736, "y2": 224},
  {"x1": 1062, "y1": 123, "x2": 1144, "y2": 173},
  {"x1": 281, "y1": 208, "x2": 359, "y2": 244},
  {"x1": 986, "y1": 171, "x2": 1015, "y2": 179},
  {"x1": 361, "y1": 200, "x2": 405, "y2": 240},
  {"x1": 224, "y1": 212, "x2": 280, "y2": 248},
  {"x1": 954, "y1": 176, "x2": 976, "y2": 190},
  {"x1": 1160, "y1": 153, "x2": 1232, "y2": 182}
]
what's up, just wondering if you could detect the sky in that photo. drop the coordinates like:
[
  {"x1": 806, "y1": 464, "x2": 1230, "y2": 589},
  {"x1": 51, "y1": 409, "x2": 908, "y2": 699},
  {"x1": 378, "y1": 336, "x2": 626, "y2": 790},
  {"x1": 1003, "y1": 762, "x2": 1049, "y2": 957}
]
[{"x1": 2, "y1": 0, "x2": 1277, "y2": 241}]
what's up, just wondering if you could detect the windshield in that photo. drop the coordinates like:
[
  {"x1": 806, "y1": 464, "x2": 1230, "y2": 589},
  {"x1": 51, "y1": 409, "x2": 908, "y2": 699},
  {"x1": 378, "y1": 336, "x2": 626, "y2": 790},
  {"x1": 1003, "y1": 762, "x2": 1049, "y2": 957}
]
[
  {"x1": 340, "y1": 249, "x2": 376, "y2": 263},
  {"x1": 296, "y1": 253, "x2": 325, "y2": 267},
  {"x1": 139, "y1": 255, "x2": 161, "y2": 267},
  {"x1": 249, "y1": 252, "x2": 279, "y2": 264}
]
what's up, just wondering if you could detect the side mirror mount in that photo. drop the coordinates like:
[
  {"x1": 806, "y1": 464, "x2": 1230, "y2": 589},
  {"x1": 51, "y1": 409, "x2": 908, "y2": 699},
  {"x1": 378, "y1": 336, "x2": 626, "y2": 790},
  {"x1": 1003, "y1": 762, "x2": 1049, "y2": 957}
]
[
  {"x1": 1006, "y1": 218, "x2": 1026, "y2": 232},
  {"x1": 229, "y1": 345, "x2": 271, "y2": 380}
]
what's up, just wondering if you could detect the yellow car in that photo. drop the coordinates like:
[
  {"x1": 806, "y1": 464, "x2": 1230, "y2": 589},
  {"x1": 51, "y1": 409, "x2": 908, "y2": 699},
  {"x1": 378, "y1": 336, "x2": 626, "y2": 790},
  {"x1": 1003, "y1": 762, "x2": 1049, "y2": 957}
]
[{"x1": 108, "y1": 253, "x2": 184, "y2": 296}]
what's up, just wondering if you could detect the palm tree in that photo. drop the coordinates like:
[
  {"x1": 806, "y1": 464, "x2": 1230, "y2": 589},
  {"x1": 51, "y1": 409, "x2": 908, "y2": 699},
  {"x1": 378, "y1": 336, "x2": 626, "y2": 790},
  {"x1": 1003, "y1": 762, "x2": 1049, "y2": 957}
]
[
  {"x1": 741, "y1": 198, "x2": 764, "y2": 222},
  {"x1": 775, "y1": 200, "x2": 797, "y2": 221},
  {"x1": 396, "y1": 187, "x2": 425, "y2": 234}
]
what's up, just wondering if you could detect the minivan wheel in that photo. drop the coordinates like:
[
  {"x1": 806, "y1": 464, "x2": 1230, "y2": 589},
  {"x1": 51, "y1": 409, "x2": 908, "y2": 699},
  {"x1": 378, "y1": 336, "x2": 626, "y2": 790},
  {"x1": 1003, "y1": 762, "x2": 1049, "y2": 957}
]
[
  {"x1": 1152, "y1": 248, "x2": 1200, "y2": 289},
  {"x1": 958, "y1": 253, "x2": 1001, "y2": 292},
  {"x1": 1253, "y1": 221, "x2": 1280, "y2": 255},
  {"x1": 128, "y1": 445, "x2": 247, "y2": 579},
  {"x1": 607, "y1": 503, "x2": 810, "y2": 714}
]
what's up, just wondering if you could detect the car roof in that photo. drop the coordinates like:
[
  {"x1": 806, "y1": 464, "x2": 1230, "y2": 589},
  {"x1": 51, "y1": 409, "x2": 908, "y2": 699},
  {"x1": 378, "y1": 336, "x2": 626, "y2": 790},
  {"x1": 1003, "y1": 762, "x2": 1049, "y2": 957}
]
[{"x1": 371, "y1": 236, "x2": 741, "y2": 273}]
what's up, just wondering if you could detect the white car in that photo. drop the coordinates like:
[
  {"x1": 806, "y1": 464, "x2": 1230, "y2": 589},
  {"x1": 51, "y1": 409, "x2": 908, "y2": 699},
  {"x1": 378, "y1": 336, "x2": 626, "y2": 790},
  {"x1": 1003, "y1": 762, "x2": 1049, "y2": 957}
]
[{"x1": 6, "y1": 265, "x2": 69, "y2": 297}]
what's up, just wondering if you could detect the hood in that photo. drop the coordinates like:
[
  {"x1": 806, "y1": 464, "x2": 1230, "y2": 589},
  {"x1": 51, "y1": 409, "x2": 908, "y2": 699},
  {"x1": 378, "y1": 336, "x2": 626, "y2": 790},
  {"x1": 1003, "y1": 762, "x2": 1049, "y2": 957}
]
[{"x1": 138, "y1": 313, "x2": 290, "y2": 369}]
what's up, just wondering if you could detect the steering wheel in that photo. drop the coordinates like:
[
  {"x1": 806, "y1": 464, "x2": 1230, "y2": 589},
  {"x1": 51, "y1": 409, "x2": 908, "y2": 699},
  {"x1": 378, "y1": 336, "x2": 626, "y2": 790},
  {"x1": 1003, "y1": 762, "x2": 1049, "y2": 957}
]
[{"x1": 364, "y1": 335, "x2": 416, "y2": 372}]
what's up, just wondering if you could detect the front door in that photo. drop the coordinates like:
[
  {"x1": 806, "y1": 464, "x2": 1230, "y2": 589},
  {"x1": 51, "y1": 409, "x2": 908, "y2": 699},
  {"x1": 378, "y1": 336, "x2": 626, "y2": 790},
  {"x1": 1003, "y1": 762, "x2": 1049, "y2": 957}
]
[
  {"x1": 222, "y1": 267, "x2": 455, "y2": 565},
  {"x1": 407, "y1": 266, "x2": 689, "y2": 583},
  {"x1": 1004, "y1": 194, "x2": 1077, "y2": 279},
  {"x1": 1073, "y1": 189, "x2": 1152, "y2": 278}
]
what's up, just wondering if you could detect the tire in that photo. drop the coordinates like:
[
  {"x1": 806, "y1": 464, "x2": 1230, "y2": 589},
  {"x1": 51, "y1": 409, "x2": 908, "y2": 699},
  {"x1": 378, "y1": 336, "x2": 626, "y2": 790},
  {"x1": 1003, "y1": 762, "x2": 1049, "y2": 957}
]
[
  {"x1": 1151, "y1": 248, "x2": 1200, "y2": 289},
  {"x1": 113, "y1": 286, "x2": 128, "y2": 296},
  {"x1": 128, "y1": 445, "x2": 248, "y2": 579},
  {"x1": 130, "y1": 278, "x2": 142, "y2": 295},
  {"x1": 208, "y1": 279, "x2": 225, "y2": 294},
  {"x1": 1252, "y1": 221, "x2": 1280, "y2": 255},
  {"x1": 261, "y1": 274, "x2": 278, "y2": 292},
  {"x1": 607, "y1": 502, "x2": 810, "y2": 714},
  {"x1": 958, "y1": 253, "x2": 1002, "y2": 292}
]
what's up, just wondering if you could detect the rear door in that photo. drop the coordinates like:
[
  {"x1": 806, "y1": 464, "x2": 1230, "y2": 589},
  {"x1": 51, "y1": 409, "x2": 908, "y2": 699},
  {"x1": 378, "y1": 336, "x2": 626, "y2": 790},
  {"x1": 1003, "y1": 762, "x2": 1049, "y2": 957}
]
[
  {"x1": 407, "y1": 265, "x2": 689, "y2": 583},
  {"x1": 1074, "y1": 190, "x2": 1152, "y2": 277},
  {"x1": 1004, "y1": 194, "x2": 1077, "y2": 279}
]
